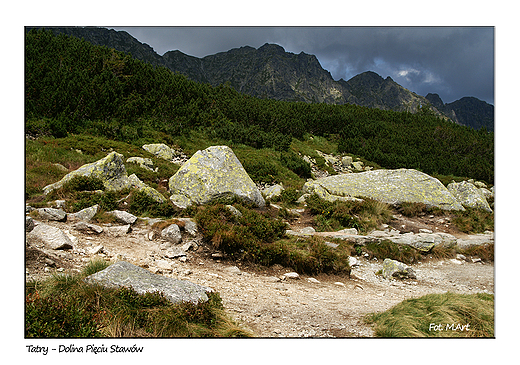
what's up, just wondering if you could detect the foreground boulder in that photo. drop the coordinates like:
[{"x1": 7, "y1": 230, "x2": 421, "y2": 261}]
[
  {"x1": 168, "y1": 146, "x2": 265, "y2": 208},
  {"x1": 447, "y1": 181, "x2": 493, "y2": 212},
  {"x1": 42, "y1": 152, "x2": 165, "y2": 203},
  {"x1": 83, "y1": 261, "x2": 213, "y2": 304},
  {"x1": 303, "y1": 168, "x2": 464, "y2": 211}
]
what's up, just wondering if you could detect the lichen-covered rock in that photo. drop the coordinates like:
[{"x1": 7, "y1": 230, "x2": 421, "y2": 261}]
[
  {"x1": 262, "y1": 184, "x2": 284, "y2": 200},
  {"x1": 168, "y1": 146, "x2": 265, "y2": 208},
  {"x1": 303, "y1": 168, "x2": 464, "y2": 211},
  {"x1": 447, "y1": 181, "x2": 493, "y2": 212},
  {"x1": 142, "y1": 143, "x2": 176, "y2": 161},
  {"x1": 127, "y1": 174, "x2": 166, "y2": 203},
  {"x1": 126, "y1": 157, "x2": 157, "y2": 172},
  {"x1": 83, "y1": 261, "x2": 213, "y2": 304},
  {"x1": 382, "y1": 258, "x2": 416, "y2": 280},
  {"x1": 42, "y1": 152, "x2": 165, "y2": 203},
  {"x1": 43, "y1": 152, "x2": 129, "y2": 194},
  {"x1": 35, "y1": 208, "x2": 67, "y2": 222},
  {"x1": 68, "y1": 204, "x2": 99, "y2": 222}
]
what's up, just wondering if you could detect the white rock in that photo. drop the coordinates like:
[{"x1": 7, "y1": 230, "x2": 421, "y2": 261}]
[
  {"x1": 284, "y1": 272, "x2": 300, "y2": 279},
  {"x1": 307, "y1": 278, "x2": 320, "y2": 284}
]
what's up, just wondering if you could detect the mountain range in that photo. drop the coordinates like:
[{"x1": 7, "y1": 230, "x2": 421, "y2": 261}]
[{"x1": 27, "y1": 27, "x2": 494, "y2": 131}]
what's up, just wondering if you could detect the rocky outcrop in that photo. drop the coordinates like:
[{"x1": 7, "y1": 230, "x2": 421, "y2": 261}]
[
  {"x1": 42, "y1": 152, "x2": 165, "y2": 203},
  {"x1": 447, "y1": 181, "x2": 493, "y2": 212},
  {"x1": 168, "y1": 146, "x2": 265, "y2": 208},
  {"x1": 83, "y1": 261, "x2": 213, "y2": 304},
  {"x1": 303, "y1": 168, "x2": 465, "y2": 211}
]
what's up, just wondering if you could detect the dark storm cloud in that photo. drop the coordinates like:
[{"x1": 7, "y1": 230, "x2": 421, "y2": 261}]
[{"x1": 113, "y1": 26, "x2": 494, "y2": 104}]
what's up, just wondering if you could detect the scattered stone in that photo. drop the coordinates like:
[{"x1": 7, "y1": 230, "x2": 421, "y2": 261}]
[
  {"x1": 106, "y1": 210, "x2": 138, "y2": 225},
  {"x1": 354, "y1": 284, "x2": 364, "y2": 290},
  {"x1": 74, "y1": 221, "x2": 104, "y2": 234},
  {"x1": 106, "y1": 225, "x2": 132, "y2": 236},
  {"x1": 286, "y1": 227, "x2": 315, "y2": 237},
  {"x1": 341, "y1": 156, "x2": 353, "y2": 167},
  {"x1": 161, "y1": 224, "x2": 182, "y2": 245},
  {"x1": 284, "y1": 272, "x2": 300, "y2": 280},
  {"x1": 68, "y1": 204, "x2": 99, "y2": 222},
  {"x1": 35, "y1": 208, "x2": 67, "y2": 222},
  {"x1": 224, "y1": 266, "x2": 242, "y2": 275},
  {"x1": 307, "y1": 278, "x2": 320, "y2": 284},
  {"x1": 226, "y1": 205, "x2": 243, "y2": 218},
  {"x1": 382, "y1": 258, "x2": 416, "y2": 280},
  {"x1": 266, "y1": 276, "x2": 281, "y2": 283},
  {"x1": 337, "y1": 228, "x2": 358, "y2": 235},
  {"x1": 142, "y1": 143, "x2": 177, "y2": 161},
  {"x1": 53, "y1": 163, "x2": 69, "y2": 172},
  {"x1": 419, "y1": 228, "x2": 433, "y2": 234},
  {"x1": 348, "y1": 257, "x2": 359, "y2": 267},
  {"x1": 126, "y1": 157, "x2": 157, "y2": 172},
  {"x1": 450, "y1": 259, "x2": 463, "y2": 265},
  {"x1": 263, "y1": 184, "x2": 284, "y2": 201},
  {"x1": 83, "y1": 261, "x2": 213, "y2": 304},
  {"x1": 89, "y1": 245, "x2": 104, "y2": 255},
  {"x1": 334, "y1": 282, "x2": 345, "y2": 287},
  {"x1": 175, "y1": 218, "x2": 198, "y2": 236},
  {"x1": 324, "y1": 241, "x2": 339, "y2": 249},
  {"x1": 162, "y1": 247, "x2": 187, "y2": 259},
  {"x1": 26, "y1": 224, "x2": 73, "y2": 250},
  {"x1": 168, "y1": 146, "x2": 265, "y2": 208}
]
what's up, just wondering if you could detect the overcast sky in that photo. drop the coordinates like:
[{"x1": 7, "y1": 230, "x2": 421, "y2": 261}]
[{"x1": 112, "y1": 26, "x2": 494, "y2": 105}]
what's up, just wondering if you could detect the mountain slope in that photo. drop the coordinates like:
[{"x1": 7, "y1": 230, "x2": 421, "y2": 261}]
[
  {"x1": 425, "y1": 93, "x2": 494, "y2": 131},
  {"x1": 27, "y1": 26, "x2": 491, "y2": 130}
]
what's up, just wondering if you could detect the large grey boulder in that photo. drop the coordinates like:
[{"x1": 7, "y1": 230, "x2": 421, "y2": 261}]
[
  {"x1": 168, "y1": 146, "x2": 265, "y2": 208},
  {"x1": 42, "y1": 152, "x2": 165, "y2": 203},
  {"x1": 83, "y1": 261, "x2": 213, "y2": 304},
  {"x1": 26, "y1": 224, "x2": 73, "y2": 250},
  {"x1": 303, "y1": 168, "x2": 464, "y2": 211},
  {"x1": 447, "y1": 181, "x2": 493, "y2": 212}
]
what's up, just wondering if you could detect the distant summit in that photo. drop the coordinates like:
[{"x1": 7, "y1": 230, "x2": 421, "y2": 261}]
[
  {"x1": 425, "y1": 93, "x2": 494, "y2": 131},
  {"x1": 28, "y1": 26, "x2": 493, "y2": 131}
]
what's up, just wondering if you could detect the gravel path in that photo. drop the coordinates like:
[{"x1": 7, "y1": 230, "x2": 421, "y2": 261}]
[{"x1": 25, "y1": 219, "x2": 494, "y2": 338}]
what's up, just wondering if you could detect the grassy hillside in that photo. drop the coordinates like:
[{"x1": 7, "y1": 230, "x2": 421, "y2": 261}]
[{"x1": 25, "y1": 29, "x2": 493, "y2": 184}]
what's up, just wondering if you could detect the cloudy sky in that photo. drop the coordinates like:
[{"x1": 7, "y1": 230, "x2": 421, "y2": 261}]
[{"x1": 113, "y1": 26, "x2": 494, "y2": 105}]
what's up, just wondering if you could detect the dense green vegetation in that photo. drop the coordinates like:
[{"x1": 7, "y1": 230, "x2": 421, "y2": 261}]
[
  {"x1": 26, "y1": 259, "x2": 251, "y2": 337},
  {"x1": 25, "y1": 29, "x2": 493, "y2": 183}
]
